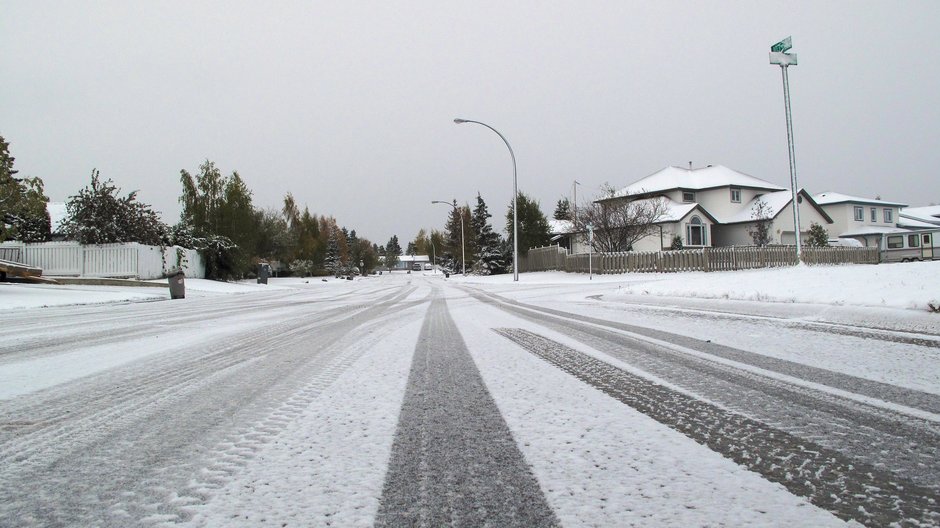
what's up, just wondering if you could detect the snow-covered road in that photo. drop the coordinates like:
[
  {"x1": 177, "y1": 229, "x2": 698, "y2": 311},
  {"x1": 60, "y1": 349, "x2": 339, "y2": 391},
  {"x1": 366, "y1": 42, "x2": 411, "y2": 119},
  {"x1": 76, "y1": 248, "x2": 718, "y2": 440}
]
[{"x1": 1, "y1": 271, "x2": 938, "y2": 526}]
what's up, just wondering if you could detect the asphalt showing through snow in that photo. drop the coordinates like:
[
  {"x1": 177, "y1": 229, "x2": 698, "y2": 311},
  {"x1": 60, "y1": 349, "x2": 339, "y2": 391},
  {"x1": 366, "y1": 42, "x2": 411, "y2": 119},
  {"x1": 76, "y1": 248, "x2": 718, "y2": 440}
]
[
  {"x1": 494, "y1": 327, "x2": 940, "y2": 527},
  {"x1": 376, "y1": 292, "x2": 559, "y2": 527}
]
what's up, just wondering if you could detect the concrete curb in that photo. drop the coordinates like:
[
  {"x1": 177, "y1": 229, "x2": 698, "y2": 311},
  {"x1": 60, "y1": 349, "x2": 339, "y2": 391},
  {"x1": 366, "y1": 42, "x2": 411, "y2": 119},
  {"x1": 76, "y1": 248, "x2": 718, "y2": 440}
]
[{"x1": 47, "y1": 277, "x2": 169, "y2": 288}]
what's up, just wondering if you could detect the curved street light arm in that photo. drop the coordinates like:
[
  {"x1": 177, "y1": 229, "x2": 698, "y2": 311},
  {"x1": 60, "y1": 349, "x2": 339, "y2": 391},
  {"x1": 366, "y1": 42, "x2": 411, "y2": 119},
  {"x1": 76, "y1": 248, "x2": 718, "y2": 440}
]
[{"x1": 453, "y1": 118, "x2": 519, "y2": 281}]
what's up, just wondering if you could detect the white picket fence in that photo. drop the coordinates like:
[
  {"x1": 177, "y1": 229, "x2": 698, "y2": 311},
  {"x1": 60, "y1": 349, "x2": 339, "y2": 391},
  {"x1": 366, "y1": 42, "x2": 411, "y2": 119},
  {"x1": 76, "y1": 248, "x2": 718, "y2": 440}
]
[{"x1": 0, "y1": 241, "x2": 205, "y2": 279}]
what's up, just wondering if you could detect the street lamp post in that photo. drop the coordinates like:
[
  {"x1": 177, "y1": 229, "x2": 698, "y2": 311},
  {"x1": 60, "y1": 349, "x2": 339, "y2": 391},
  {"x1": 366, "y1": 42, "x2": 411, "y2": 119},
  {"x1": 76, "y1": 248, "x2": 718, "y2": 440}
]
[
  {"x1": 454, "y1": 118, "x2": 519, "y2": 282},
  {"x1": 587, "y1": 223, "x2": 594, "y2": 280},
  {"x1": 770, "y1": 36, "x2": 803, "y2": 261},
  {"x1": 432, "y1": 200, "x2": 465, "y2": 275},
  {"x1": 573, "y1": 180, "x2": 581, "y2": 223}
]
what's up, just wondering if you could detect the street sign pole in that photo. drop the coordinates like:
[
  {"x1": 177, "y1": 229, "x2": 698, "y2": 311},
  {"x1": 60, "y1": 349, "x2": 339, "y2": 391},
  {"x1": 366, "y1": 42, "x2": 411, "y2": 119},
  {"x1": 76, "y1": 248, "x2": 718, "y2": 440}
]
[{"x1": 770, "y1": 37, "x2": 802, "y2": 261}]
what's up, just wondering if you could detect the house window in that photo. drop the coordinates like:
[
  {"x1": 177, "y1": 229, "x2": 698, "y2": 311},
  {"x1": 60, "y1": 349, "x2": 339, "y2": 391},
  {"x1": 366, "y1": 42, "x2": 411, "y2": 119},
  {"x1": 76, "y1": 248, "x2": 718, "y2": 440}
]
[
  {"x1": 686, "y1": 216, "x2": 706, "y2": 246},
  {"x1": 924, "y1": 234, "x2": 932, "y2": 246},
  {"x1": 883, "y1": 209, "x2": 893, "y2": 223},
  {"x1": 730, "y1": 188, "x2": 741, "y2": 203},
  {"x1": 871, "y1": 208, "x2": 877, "y2": 222},
  {"x1": 908, "y1": 234, "x2": 920, "y2": 247},
  {"x1": 682, "y1": 191, "x2": 695, "y2": 203},
  {"x1": 886, "y1": 235, "x2": 903, "y2": 249},
  {"x1": 854, "y1": 206, "x2": 863, "y2": 221}
]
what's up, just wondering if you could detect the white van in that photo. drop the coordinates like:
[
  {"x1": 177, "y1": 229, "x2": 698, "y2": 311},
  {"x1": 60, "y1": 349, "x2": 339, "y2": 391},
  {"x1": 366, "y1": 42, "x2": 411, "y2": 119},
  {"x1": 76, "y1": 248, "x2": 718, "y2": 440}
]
[{"x1": 827, "y1": 238, "x2": 863, "y2": 248}]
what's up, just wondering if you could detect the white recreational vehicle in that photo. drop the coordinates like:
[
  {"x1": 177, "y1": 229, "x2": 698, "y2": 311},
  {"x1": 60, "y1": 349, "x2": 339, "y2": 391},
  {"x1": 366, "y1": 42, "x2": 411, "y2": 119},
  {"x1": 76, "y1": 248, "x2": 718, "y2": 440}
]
[{"x1": 881, "y1": 229, "x2": 940, "y2": 263}]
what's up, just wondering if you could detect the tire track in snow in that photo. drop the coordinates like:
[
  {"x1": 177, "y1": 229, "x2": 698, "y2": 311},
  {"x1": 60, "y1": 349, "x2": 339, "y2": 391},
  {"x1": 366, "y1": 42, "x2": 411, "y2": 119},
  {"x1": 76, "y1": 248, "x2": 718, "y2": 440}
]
[
  {"x1": 0, "y1": 283, "x2": 423, "y2": 526},
  {"x1": 0, "y1": 287, "x2": 403, "y2": 445},
  {"x1": 590, "y1": 294, "x2": 940, "y2": 343},
  {"x1": 467, "y1": 288, "x2": 940, "y2": 493},
  {"x1": 0, "y1": 283, "x2": 405, "y2": 364},
  {"x1": 468, "y1": 287, "x2": 940, "y2": 415},
  {"x1": 151, "y1": 304, "x2": 427, "y2": 526},
  {"x1": 495, "y1": 328, "x2": 940, "y2": 528},
  {"x1": 375, "y1": 293, "x2": 559, "y2": 528}
]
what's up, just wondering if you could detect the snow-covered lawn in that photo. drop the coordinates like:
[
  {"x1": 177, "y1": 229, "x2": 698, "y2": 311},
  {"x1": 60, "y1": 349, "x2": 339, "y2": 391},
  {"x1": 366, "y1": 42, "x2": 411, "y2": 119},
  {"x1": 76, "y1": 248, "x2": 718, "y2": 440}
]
[
  {"x1": 0, "y1": 276, "x2": 352, "y2": 310},
  {"x1": 457, "y1": 261, "x2": 940, "y2": 312},
  {"x1": 5, "y1": 262, "x2": 939, "y2": 312}
]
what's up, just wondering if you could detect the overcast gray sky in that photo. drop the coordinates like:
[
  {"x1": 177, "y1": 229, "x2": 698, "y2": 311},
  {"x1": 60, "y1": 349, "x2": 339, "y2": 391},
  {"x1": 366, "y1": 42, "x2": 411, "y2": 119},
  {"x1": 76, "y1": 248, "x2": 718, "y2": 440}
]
[{"x1": 3, "y1": 1, "x2": 939, "y2": 245}]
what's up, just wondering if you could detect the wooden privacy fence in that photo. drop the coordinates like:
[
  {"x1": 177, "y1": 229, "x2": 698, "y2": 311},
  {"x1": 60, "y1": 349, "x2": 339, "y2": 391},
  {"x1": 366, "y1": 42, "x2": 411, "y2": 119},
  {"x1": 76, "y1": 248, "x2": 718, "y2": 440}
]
[{"x1": 521, "y1": 245, "x2": 880, "y2": 274}]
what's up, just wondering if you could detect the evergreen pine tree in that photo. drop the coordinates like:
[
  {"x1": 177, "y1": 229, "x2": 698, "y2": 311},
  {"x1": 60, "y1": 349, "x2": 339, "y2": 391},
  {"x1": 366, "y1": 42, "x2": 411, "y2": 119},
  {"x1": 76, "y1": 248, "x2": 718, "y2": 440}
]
[
  {"x1": 553, "y1": 197, "x2": 572, "y2": 220},
  {"x1": 348, "y1": 229, "x2": 361, "y2": 271},
  {"x1": 325, "y1": 228, "x2": 340, "y2": 275},
  {"x1": 807, "y1": 222, "x2": 829, "y2": 247},
  {"x1": 471, "y1": 193, "x2": 505, "y2": 274},
  {"x1": 505, "y1": 191, "x2": 551, "y2": 257},
  {"x1": 669, "y1": 235, "x2": 684, "y2": 251},
  {"x1": 439, "y1": 201, "x2": 471, "y2": 272},
  {"x1": 385, "y1": 235, "x2": 401, "y2": 271},
  {"x1": 0, "y1": 134, "x2": 51, "y2": 242}
]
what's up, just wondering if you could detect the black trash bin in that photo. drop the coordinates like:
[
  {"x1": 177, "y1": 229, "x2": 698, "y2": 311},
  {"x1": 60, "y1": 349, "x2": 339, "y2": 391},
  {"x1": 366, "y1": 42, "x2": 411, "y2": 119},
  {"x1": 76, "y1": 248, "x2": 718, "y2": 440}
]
[
  {"x1": 257, "y1": 263, "x2": 270, "y2": 284},
  {"x1": 168, "y1": 270, "x2": 185, "y2": 299}
]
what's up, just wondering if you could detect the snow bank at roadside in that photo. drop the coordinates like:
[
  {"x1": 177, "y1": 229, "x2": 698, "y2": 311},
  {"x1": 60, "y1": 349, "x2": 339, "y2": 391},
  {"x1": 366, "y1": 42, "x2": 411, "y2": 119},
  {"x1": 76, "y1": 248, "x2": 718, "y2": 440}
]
[
  {"x1": 4, "y1": 263, "x2": 937, "y2": 312},
  {"x1": 459, "y1": 261, "x2": 940, "y2": 311},
  {"x1": 0, "y1": 276, "x2": 357, "y2": 311},
  {"x1": 0, "y1": 282, "x2": 166, "y2": 310}
]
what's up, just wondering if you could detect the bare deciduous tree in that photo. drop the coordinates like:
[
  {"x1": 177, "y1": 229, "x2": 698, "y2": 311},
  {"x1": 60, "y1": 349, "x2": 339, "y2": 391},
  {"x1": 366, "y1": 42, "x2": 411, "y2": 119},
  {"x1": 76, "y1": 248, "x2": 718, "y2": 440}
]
[
  {"x1": 748, "y1": 198, "x2": 774, "y2": 246},
  {"x1": 573, "y1": 185, "x2": 669, "y2": 253}
]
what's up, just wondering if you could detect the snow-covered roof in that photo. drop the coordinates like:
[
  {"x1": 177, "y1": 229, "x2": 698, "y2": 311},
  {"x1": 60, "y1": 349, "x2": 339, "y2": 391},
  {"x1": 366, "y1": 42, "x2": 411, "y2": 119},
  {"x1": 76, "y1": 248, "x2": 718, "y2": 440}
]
[
  {"x1": 655, "y1": 198, "x2": 703, "y2": 223},
  {"x1": 47, "y1": 202, "x2": 68, "y2": 233},
  {"x1": 900, "y1": 205, "x2": 940, "y2": 225},
  {"x1": 719, "y1": 189, "x2": 831, "y2": 225},
  {"x1": 549, "y1": 218, "x2": 574, "y2": 235},
  {"x1": 813, "y1": 192, "x2": 907, "y2": 208},
  {"x1": 610, "y1": 165, "x2": 785, "y2": 198},
  {"x1": 397, "y1": 255, "x2": 430, "y2": 262},
  {"x1": 896, "y1": 217, "x2": 938, "y2": 229},
  {"x1": 721, "y1": 190, "x2": 794, "y2": 224},
  {"x1": 838, "y1": 226, "x2": 913, "y2": 237}
]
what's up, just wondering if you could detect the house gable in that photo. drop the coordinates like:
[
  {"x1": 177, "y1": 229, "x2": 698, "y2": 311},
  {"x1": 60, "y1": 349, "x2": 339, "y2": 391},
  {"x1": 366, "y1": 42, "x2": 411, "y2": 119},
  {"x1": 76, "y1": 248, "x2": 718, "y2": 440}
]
[{"x1": 608, "y1": 165, "x2": 785, "y2": 201}]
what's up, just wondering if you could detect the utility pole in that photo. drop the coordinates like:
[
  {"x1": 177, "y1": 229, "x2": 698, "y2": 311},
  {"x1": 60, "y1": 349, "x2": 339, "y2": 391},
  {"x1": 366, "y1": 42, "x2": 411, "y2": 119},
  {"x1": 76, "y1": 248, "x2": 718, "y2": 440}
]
[{"x1": 770, "y1": 36, "x2": 803, "y2": 259}]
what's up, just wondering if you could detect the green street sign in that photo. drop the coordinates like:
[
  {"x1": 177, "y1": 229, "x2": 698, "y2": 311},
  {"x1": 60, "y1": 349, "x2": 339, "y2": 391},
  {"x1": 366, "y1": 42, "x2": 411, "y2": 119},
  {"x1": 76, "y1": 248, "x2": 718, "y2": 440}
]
[{"x1": 771, "y1": 36, "x2": 792, "y2": 53}]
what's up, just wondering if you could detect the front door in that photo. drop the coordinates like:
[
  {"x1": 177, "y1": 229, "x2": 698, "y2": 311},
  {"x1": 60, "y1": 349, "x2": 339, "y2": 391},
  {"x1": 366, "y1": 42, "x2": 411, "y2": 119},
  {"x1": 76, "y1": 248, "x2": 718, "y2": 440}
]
[{"x1": 923, "y1": 233, "x2": 934, "y2": 260}]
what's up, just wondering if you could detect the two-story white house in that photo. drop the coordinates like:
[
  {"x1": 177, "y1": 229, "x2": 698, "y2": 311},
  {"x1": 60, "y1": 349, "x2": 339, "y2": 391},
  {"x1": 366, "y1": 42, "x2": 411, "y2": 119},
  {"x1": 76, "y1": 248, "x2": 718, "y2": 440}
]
[
  {"x1": 812, "y1": 192, "x2": 909, "y2": 247},
  {"x1": 597, "y1": 165, "x2": 832, "y2": 250}
]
